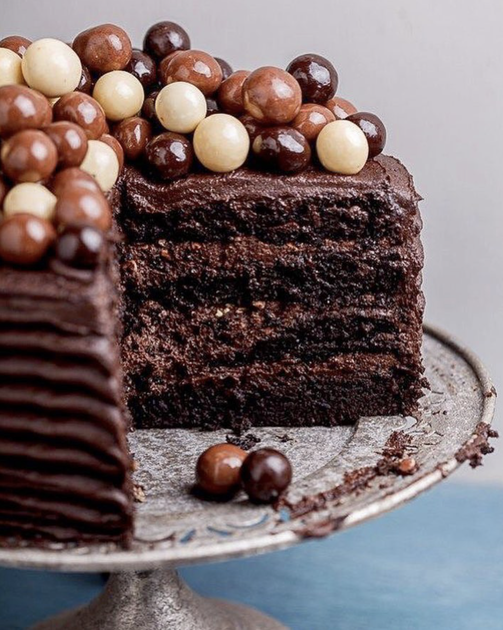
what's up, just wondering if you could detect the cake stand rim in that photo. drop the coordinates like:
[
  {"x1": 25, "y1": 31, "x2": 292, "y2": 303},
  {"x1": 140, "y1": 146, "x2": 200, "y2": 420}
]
[{"x1": 0, "y1": 322, "x2": 496, "y2": 573}]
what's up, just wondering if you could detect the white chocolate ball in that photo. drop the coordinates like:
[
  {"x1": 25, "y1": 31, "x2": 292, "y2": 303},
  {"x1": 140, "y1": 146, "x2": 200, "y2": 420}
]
[
  {"x1": 155, "y1": 82, "x2": 207, "y2": 134},
  {"x1": 80, "y1": 140, "x2": 120, "y2": 192},
  {"x1": 193, "y1": 113, "x2": 250, "y2": 173},
  {"x1": 316, "y1": 120, "x2": 369, "y2": 175},
  {"x1": 3, "y1": 183, "x2": 57, "y2": 221},
  {"x1": 22, "y1": 39, "x2": 82, "y2": 97},
  {"x1": 0, "y1": 48, "x2": 25, "y2": 87},
  {"x1": 93, "y1": 71, "x2": 145, "y2": 122}
]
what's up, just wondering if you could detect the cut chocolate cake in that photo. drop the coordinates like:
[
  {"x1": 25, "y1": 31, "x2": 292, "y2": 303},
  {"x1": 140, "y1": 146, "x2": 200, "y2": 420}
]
[{"x1": 0, "y1": 20, "x2": 425, "y2": 546}]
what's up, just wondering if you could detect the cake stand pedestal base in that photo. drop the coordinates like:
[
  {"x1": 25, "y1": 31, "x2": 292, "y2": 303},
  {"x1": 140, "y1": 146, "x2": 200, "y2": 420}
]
[{"x1": 32, "y1": 568, "x2": 287, "y2": 630}]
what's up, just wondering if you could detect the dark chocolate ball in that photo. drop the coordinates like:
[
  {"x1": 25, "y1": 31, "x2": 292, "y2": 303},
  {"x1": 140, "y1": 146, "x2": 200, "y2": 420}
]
[
  {"x1": 73, "y1": 24, "x2": 133, "y2": 73},
  {"x1": 215, "y1": 57, "x2": 233, "y2": 81},
  {"x1": 346, "y1": 112, "x2": 387, "y2": 158},
  {"x1": 145, "y1": 132, "x2": 193, "y2": 180},
  {"x1": 1, "y1": 129, "x2": 58, "y2": 183},
  {"x1": 51, "y1": 167, "x2": 101, "y2": 197},
  {"x1": 55, "y1": 186, "x2": 112, "y2": 231},
  {"x1": 243, "y1": 66, "x2": 302, "y2": 124},
  {"x1": 142, "y1": 90, "x2": 160, "y2": 125},
  {"x1": 217, "y1": 70, "x2": 250, "y2": 115},
  {"x1": 287, "y1": 54, "x2": 338, "y2": 103},
  {"x1": 76, "y1": 65, "x2": 93, "y2": 94},
  {"x1": 143, "y1": 21, "x2": 190, "y2": 60},
  {"x1": 205, "y1": 96, "x2": 220, "y2": 116},
  {"x1": 291, "y1": 103, "x2": 335, "y2": 143},
  {"x1": 253, "y1": 126, "x2": 311, "y2": 173},
  {"x1": 159, "y1": 50, "x2": 223, "y2": 96},
  {"x1": 0, "y1": 35, "x2": 32, "y2": 57},
  {"x1": 0, "y1": 213, "x2": 55, "y2": 266},
  {"x1": 126, "y1": 49, "x2": 157, "y2": 88},
  {"x1": 239, "y1": 113, "x2": 265, "y2": 143},
  {"x1": 0, "y1": 85, "x2": 53, "y2": 138},
  {"x1": 55, "y1": 224, "x2": 105, "y2": 268},
  {"x1": 53, "y1": 92, "x2": 108, "y2": 140},
  {"x1": 325, "y1": 96, "x2": 357, "y2": 120},
  {"x1": 241, "y1": 448, "x2": 292, "y2": 503},
  {"x1": 45, "y1": 121, "x2": 88, "y2": 168},
  {"x1": 0, "y1": 175, "x2": 10, "y2": 207},
  {"x1": 113, "y1": 116, "x2": 152, "y2": 161},
  {"x1": 196, "y1": 443, "x2": 247, "y2": 497}
]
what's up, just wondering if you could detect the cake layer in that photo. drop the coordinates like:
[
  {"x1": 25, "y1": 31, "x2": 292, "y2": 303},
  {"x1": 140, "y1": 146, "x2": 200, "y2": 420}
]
[
  {"x1": 118, "y1": 157, "x2": 422, "y2": 246},
  {"x1": 126, "y1": 353, "x2": 424, "y2": 429},
  {"x1": 121, "y1": 236, "x2": 423, "y2": 310}
]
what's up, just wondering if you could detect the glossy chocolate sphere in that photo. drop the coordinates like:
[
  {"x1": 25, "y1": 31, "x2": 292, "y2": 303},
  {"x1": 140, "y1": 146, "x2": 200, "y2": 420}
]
[
  {"x1": 55, "y1": 224, "x2": 105, "y2": 268},
  {"x1": 142, "y1": 90, "x2": 160, "y2": 125},
  {"x1": 50, "y1": 167, "x2": 101, "y2": 197},
  {"x1": 316, "y1": 120, "x2": 369, "y2": 175},
  {"x1": 0, "y1": 176, "x2": 9, "y2": 206},
  {"x1": 287, "y1": 53, "x2": 338, "y2": 103},
  {"x1": 291, "y1": 103, "x2": 335, "y2": 143},
  {"x1": 155, "y1": 82, "x2": 207, "y2": 133},
  {"x1": 346, "y1": 111, "x2": 387, "y2": 158},
  {"x1": 53, "y1": 92, "x2": 108, "y2": 140},
  {"x1": 55, "y1": 185, "x2": 112, "y2": 231},
  {"x1": 80, "y1": 139, "x2": 120, "y2": 192},
  {"x1": 0, "y1": 48, "x2": 24, "y2": 87},
  {"x1": 239, "y1": 113, "x2": 265, "y2": 143},
  {"x1": 243, "y1": 66, "x2": 302, "y2": 124},
  {"x1": 215, "y1": 57, "x2": 233, "y2": 81},
  {"x1": 1, "y1": 129, "x2": 58, "y2": 182},
  {"x1": 99, "y1": 133, "x2": 125, "y2": 172},
  {"x1": 93, "y1": 70, "x2": 145, "y2": 122},
  {"x1": 205, "y1": 95, "x2": 220, "y2": 116},
  {"x1": 126, "y1": 49, "x2": 157, "y2": 88},
  {"x1": 45, "y1": 121, "x2": 88, "y2": 168},
  {"x1": 22, "y1": 38, "x2": 82, "y2": 97},
  {"x1": 73, "y1": 24, "x2": 132, "y2": 73},
  {"x1": 143, "y1": 21, "x2": 190, "y2": 60},
  {"x1": 0, "y1": 85, "x2": 52, "y2": 137},
  {"x1": 113, "y1": 116, "x2": 152, "y2": 161},
  {"x1": 76, "y1": 65, "x2": 93, "y2": 94},
  {"x1": 160, "y1": 50, "x2": 223, "y2": 96},
  {"x1": 217, "y1": 70, "x2": 250, "y2": 115},
  {"x1": 0, "y1": 213, "x2": 55, "y2": 265},
  {"x1": 194, "y1": 113, "x2": 249, "y2": 173},
  {"x1": 3, "y1": 183, "x2": 57, "y2": 221},
  {"x1": 196, "y1": 444, "x2": 247, "y2": 497},
  {"x1": 253, "y1": 126, "x2": 311, "y2": 173},
  {"x1": 241, "y1": 448, "x2": 292, "y2": 503},
  {"x1": 0, "y1": 36, "x2": 31, "y2": 57},
  {"x1": 145, "y1": 132, "x2": 193, "y2": 180},
  {"x1": 325, "y1": 96, "x2": 357, "y2": 120}
]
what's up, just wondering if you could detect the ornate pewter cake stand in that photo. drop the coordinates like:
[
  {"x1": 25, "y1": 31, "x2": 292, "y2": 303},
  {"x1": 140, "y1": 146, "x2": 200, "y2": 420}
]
[{"x1": 0, "y1": 325, "x2": 496, "y2": 630}]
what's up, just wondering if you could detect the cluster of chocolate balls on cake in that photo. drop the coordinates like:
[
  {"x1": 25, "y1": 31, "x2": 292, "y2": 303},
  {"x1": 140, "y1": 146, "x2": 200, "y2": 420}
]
[
  {"x1": 196, "y1": 443, "x2": 292, "y2": 503},
  {"x1": 0, "y1": 20, "x2": 387, "y2": 190}
]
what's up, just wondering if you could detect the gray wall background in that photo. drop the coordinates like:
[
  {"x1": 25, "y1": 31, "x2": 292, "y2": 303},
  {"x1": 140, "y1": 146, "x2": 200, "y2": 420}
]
[{"x1": 4, "y1": 0, "x2": 502, "y2": 483}]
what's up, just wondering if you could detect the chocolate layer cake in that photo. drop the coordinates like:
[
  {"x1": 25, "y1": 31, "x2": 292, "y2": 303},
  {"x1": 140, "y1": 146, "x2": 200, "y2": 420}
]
[{"x1": 0, "y1": 19, "x2": 425, "y2": 546}]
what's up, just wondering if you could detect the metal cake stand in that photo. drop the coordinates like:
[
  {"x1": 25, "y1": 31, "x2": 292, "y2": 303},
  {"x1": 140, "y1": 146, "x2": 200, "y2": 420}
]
[{"x1": 0, "y1": 324, "x2": 496, "y2": 630}]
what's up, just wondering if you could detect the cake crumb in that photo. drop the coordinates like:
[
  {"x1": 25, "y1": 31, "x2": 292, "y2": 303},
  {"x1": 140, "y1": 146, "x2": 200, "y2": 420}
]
[
  {"x1": 226, "y1": 433, "x2": 261, "y2": 450},
  {"x1": 133, "y1": 484, "x2": 146, "y2": 503}
]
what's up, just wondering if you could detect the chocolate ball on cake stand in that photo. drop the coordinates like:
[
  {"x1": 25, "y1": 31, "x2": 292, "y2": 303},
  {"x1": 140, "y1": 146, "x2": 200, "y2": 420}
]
[{"x1": 0, "y1": 325, "x2": 495, "y2": 630}]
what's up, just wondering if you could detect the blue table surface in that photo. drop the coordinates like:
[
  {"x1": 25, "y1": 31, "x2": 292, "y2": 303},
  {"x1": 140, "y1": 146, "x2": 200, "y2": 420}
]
[{"x1": 1, "y1": 483, "x2": 502, "y2": 630}]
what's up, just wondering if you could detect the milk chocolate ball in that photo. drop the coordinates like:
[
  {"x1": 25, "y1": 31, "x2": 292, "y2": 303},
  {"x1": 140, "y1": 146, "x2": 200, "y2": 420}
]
[
  {"x1": 53, "y1": 92, "x2": 108, "y2": 140},
  {"x1": 0, "y1": 85, "x2": 52, "y2": 137},
  {"x1": 113, "y1": 116, "x2": 152, "y2": 161},
  {"x1": 22, "y1": 39, "x2": 82, "y2": 97},
  {"x1": 241, "y1": 448, "x2": 292, "y2": 503},
  {"x1": 160, "y1": 50, "x2": 223, "y2": 96},
  {"x1": 55, "y1": 224, "x2": 105, "y2": 268},
  {"x1": 291, "y1": 103, "x2": 335, "y2": 143},
  {"x1": 253, "y1": 126, "x2": 311, "y2": 173},
  {"x1": 0, "y1": 213, "x2": 55, "y2": 265},
  {"x1": 99, "y1": 133, "x2": 125, "y2": 172},
  {"x1": 51, "y1": 167, "x2": 101, "y2": 197},
  {"x1": 0, "y1": 48, "x2": 24, "y2": 87},
  {"x1": 346, "y1": 112, "x2": 387, "y2": 158},
  {"x1": 325, "y1": 96, "x2": 357, "y2": 120},
  {"x1": 316, "y1": 120, "x2": 369, "y2": 175},
  {"x1": 93, "y1": 71, "x2": 144, "y2": 122},
  {"x1": 196, "y1": 444, "x2": 247, "y2": 497},
  {"x1": 143, "y1": 21, "x2": 190, "y2": 60},
  {"x1": 243, "y1": 66, "x2": 302, "y2": 124},
  {"x1": 287, "y1": 54, "x2": 338, "y2": 103},
  {"x1": 73, "y1": 24, "x2": 133, "y2": 74},
  {"x1": 3, "y1": 183, "x2": 57, "y2": 221},
  {"x1": 217, "y1": 70, "x2": 250, "y2": 115},
  {"x1": 45, "y1": 121, "x2": 88, "y2": 168},
  {"x1": 126, "y1": 49, "x2": 157, "y2": 88},
  {"x1": 55, "y1": 186, "x2": 112, "y2": 231},
  {"x1": 145, "y1": 132, "x2": 193, "y2": 180},
  {"x1": 1, "y1": 129, "x2": 58, "y2": 183},
  {"x1": 155, "y1": 82, "x2": 207, "y2": 133},
  {"x1": 215, "y1": 57, "x2": 233, "y2": 81},
  {"x1": 193, "y1": 113, "x2": 249, "y2": 173},
  {"x1": 0, "y1": 36, "x2": 32, "y2": 58},
  {"x1": 76, "y1": 65, "x2": 93, "y2": 94},
  {"x1": 80, "y1": 139, "x2": 120, "y2": 191}
]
